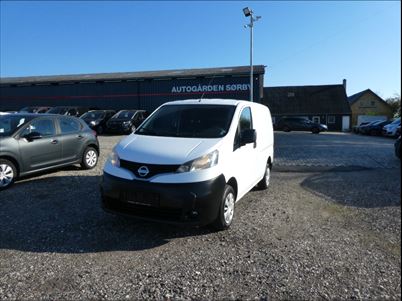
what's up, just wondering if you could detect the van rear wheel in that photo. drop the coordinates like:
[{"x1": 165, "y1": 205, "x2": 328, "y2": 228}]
[
  {"x1": 258, "y1": 162, "x2": 271, "y2": 190},
  {"x1": 213, "y1": 185, "x2": 235, "y2": 231}
]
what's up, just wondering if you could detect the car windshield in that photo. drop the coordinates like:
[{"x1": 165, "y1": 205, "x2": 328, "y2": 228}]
[
  {"x1": 0, "y1": 115, "x2": 33, "y2": 137},
  {"x1": 391, "y1": 118, "x2": 401, "y2": 125},
  {"x1": 112, "y1": 111, "x2": 135, "y2": 119},
  {"x1": 136, "y1": 104, "x2": 236, "y2": 138},
  {"x1": 47, "y1": 107, "x2": 68, "y2": 114},
  {"x1": 81, "y1": 111, "x2": 105, "y2": 120}
]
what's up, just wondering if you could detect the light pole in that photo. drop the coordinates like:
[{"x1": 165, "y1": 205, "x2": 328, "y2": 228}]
[{"x1": 243, "y1": 7, "x2": 261, "y2": 102}]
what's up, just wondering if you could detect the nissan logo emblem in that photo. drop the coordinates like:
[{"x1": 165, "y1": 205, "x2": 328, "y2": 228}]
[{"x1": 137, "y1": 166, "x2": 149, "y2": 177}]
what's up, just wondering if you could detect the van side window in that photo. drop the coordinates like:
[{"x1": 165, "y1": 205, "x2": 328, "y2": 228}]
[{"x1": 234, "y1": 107, "x2": 253, "y2": 151}]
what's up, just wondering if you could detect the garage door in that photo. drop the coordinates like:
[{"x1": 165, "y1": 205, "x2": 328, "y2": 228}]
[{"x1": 357, "y1": 115, "x2": 387, "y2": 125}]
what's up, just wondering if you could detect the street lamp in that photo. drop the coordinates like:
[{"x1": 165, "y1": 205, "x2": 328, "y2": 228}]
[{"x1": 243, "y1": 7, "x2": 261, "y2": 102}]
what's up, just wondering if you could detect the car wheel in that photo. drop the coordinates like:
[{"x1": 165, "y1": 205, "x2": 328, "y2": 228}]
[
  {"x1": 81, "y1": 147, "x2": 98, "y2": 169},
  {"x1": 257, "y1": 162, "x2": 271, "y2": 190},
  {"x1": 213, "y1": 185, "x2": 235, "y2": 231},
  {"x1": 97, "y1": 125, "x2": 104, "y2": 135},
  {"x1": 312, "y1": 128, "x2": 320, "y2": 134},
  {"x1": 283, "y1": 126, "x2": 291, "y2": 132},
  {"x1": 0, "y1": 159, "x2": 17, "y2": 190}
]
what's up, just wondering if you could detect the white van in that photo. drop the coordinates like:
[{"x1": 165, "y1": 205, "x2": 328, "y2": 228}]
[{"x1": 101, "y1": 99, "x2": 274, "y2": 230}]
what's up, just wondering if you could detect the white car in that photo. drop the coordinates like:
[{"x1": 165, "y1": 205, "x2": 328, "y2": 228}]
[
  {"x1": 383, "y1": 118, "x2": 401, "y2": 137},
  {"x1": 101, "y1": 99, "x2": 274, "y2": 230}
]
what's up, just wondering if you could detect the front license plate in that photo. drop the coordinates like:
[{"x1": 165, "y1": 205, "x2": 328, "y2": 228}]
[{"x1": 121, "y1": 191, "x2": 160, "y2": 207}]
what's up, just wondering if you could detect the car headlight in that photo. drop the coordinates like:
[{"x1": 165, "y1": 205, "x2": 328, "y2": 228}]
[
  {"x1": 109, "y1": 151, "x2": 120, "y2": 167},
  {"x1": 177, "y1": 150, "x2": 219, "y2": 173},
  {"x1": 322, "y1": 124, "x2": 328, "y2": 129},
  {"x1": 123, "y1": 121, "x2": 131, "y2": 127},
  {"x1": 90, "y1": 120, "x2": 97, "y2": 126}
]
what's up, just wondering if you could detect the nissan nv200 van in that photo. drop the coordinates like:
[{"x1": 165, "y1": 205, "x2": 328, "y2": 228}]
[{"x1": 101, "y1": 99, "x2": 274, "y2": 230}]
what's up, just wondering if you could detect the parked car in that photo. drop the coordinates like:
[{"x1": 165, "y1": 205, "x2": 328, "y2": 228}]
[
  {"x1": 353, "y1": 121, "x2": 370, "y2": 134},
  {"x1": 80, "y1": 110, "x2": 116, "y2": 134},
  {"x1": 0, "y1": 113, "x2": 99, "y2": 190},
  {"x1": 359, "y1": 120, "x2": 391, "y2": 135},
  {"x1": 105, "y1": 110, "x2": 148, "y2": 134},
  {"x1": 382, "y1": 118, "x2": 401, "y2": 137},
  {"x1": 275, "y1": 117, "x2": 327, "y2": 134},
  {"x1": 396, "y1": 126, "x2": 401, "y2": 137},
  {"x1": 19, "y1": 106, "x2": 50, "y2": 114},
  {"x1": 46, "y1": 106, "x2": 89, "y2": 117},
  {"x1": 101, "y1": 99, "x2": 274, "y2": 230},
  {"x1": 395, "y1": 136, "x2": 401, "y2": 159}
]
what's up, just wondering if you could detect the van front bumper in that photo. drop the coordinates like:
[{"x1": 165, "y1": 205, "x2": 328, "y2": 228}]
[{"x1": 100, "y1": 172, "x2": 226, "y2": 226}]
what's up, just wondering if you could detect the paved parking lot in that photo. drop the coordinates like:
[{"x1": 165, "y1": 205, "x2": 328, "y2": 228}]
[
  {"x1": 274, "y1": 131, "x2": 400, "y2": 169},
  {"x1": 0, "y1": 132, "x2": 400, "y2": 300}
]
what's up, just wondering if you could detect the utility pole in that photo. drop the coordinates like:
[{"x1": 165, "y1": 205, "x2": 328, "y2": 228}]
[{"x1": 243, "y1": 7, "x2": 261, "y2": 102}]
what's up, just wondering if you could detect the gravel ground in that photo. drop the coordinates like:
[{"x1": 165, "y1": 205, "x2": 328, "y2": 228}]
[{"x1": 0, "y1": 133, "x2": 400, "y2": 300}]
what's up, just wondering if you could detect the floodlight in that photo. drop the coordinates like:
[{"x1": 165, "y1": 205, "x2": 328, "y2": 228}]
[{"x1": 243, "y1": 7, "x2": 251, "y2": 17}]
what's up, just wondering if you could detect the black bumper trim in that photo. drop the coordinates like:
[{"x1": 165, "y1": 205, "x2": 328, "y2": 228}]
[{"x1": 100, "y1": 172, "x2": 226, "y2": 226}]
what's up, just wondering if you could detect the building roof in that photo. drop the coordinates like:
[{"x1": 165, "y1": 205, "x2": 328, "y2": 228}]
[
  {"x1": 348, "y1": 89, "x2": 389, "y2": 106},
  {"x1": 0, "y1": 65, "x2": 265, "y2": 86},
  {"x1": 263, "y1": 84, "x2": 351, "y2": 115}
]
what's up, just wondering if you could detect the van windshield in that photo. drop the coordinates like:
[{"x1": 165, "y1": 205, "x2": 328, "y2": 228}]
[{"x1": 136, "y1": 104, "x2": 236, "y2": 138}]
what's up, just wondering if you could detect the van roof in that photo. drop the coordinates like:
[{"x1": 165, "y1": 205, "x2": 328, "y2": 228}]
[{"x1": 163, "y1": 99, "x2": 252, "y2": 106}]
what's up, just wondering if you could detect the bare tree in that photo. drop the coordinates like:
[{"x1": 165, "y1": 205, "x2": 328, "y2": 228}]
[{"x1": 385, "y1": 94, "x2": 401, "y2": 118}]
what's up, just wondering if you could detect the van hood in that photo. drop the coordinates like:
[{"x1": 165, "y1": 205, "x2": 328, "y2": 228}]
[{"x1": 116, "y1": 134, "x2": 221, "y2": 165}]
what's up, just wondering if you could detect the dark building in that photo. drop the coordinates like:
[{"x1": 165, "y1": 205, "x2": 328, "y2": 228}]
[
  {"x1": 0, "y1": 65, "x2": 265, "y2": 112},
  {"x1": 263, "y1": 82, "x2": 352, "y2": 131}
]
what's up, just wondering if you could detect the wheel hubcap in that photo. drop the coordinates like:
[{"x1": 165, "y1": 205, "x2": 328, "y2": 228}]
[
  {"x1": 223, "y1": 193, "x2": 235, "y2": 224},
  {"x1": 86, "y1": 150, "x2": 97, "y2": 167},
  {"x1": 0, "y1": 164, "x2": 14, "y2": 187}
]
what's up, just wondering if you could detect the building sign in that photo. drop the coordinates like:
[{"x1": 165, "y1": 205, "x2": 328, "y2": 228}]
[{"x1": 171, "y1": 84, "x2": 251, "y2": 94}]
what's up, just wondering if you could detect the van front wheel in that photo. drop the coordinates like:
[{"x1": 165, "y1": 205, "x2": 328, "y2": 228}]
[
  {"x1": 213, "y1": 185, "x2": 235, "y2": 231},
  {"x1": 257, "y1": 163, "x2": 271, "y2": 190}
]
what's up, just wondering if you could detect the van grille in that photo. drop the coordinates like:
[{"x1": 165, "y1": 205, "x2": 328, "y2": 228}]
[{"x1": 120, "y1": 159, "x2": 180, "y2": 179}]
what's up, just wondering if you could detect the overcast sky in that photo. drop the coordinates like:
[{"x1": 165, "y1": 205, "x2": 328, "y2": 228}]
[{"x1": 1, "y1": 1, "x2": 400, "y2": 98}]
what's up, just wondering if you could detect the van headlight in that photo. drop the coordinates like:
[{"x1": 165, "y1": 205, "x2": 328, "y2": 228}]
[
  {"x1": 177, "y1": 150, "x2": 219, "y2": 173},
  {"x1": 109, "y1": 151, "x2": 120, "y2": 167}
]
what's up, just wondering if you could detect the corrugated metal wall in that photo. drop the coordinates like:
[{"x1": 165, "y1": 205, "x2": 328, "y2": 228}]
[{"x1": 0, "y1": 75, "x2": 262, "y2": 112}]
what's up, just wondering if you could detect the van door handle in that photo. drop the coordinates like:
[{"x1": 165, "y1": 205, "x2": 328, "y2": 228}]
[{"x1": 51, "y1": 139, "x2": 58, "y2": 144}]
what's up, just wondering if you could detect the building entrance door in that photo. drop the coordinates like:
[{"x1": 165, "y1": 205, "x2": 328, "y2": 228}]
[{"x1": 342, "y1": 116, "x2": 350, "y2": 131}]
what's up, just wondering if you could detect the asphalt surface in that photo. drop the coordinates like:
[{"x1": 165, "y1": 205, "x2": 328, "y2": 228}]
[{"x1": 0, "y1": 132, "x2": 400, "y2": 300}]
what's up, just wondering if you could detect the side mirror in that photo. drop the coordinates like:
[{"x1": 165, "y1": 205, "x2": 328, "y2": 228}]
[
  {"x1": 23, "y1": 132, "x2": 42, "y2": 141},
  {"x1": 240, "y1": 129, "x2": 256, "y2": 146}
]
